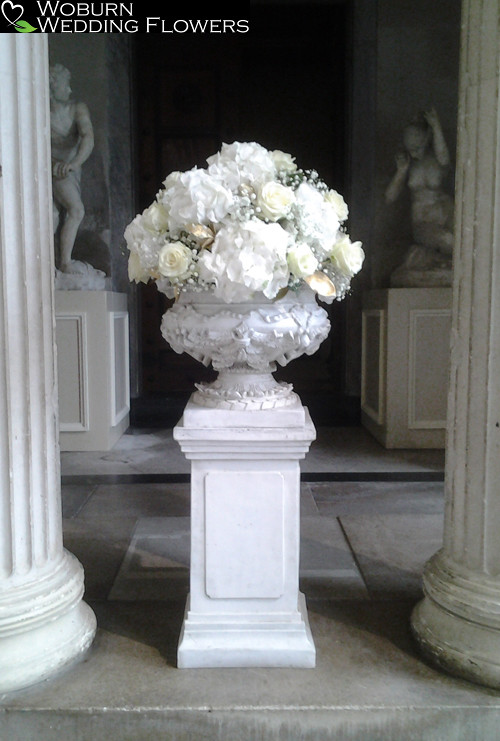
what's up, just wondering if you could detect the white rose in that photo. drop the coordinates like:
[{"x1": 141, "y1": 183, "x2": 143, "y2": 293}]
[
  {"x1": 287, "y1": 242, "x2": 318, "y2": 278},
  {"x1": 128, "y1": 250, "x2": 151, "y2": 284},
  {"x1": 330, "y1": 236, "x2": 365, "y2": 277},
  {"x1": 256, "y1": 181, "x2": 295, "y2": 221},
  {"x1": 324, "y1": 189, "x2": 349, "y2": 222},
  {"x1": 142, "y1": 201, "x2": 170, "y2": 232},
  {"x1": 197, "y1": 220, "x2": 290, "y2": 302},
  {"x1": 271, "y1": 149, "x2": 297, "y2": 173},
  {"x1": 157, "y1": 241, "x2": 193, "y2": 279}
]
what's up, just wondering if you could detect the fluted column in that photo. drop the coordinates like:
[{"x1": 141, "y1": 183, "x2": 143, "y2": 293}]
[
  {"x1": 411, "y1": 0, "x2": 500, "y2": 688},
  {"x1": 0, "y1": 35, "x2": 96, "y2": 692}
]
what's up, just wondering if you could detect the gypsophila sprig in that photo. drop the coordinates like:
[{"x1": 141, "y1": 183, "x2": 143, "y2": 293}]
[{"x1": 125, "y1": 141, "x2": 364, "y2": 304}]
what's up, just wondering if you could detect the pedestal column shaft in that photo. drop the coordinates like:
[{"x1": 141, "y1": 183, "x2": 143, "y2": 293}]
[
  {"x1": 0, "y1": 35, "x2": 96, "y2": 693},
  {"x1": 411, "y1": 0, "x2": 500, "y2": 688}
]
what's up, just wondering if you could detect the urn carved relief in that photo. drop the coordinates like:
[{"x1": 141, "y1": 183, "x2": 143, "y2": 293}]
[{"x1": 161, "y1": 286, "x2": 331, "y2": 410}]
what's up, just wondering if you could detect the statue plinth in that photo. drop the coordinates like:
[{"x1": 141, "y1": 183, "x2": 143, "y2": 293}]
[
  {"x1": 390, "y1": 244, "x2": 452, "y2": 288},
  {"x1": 55, "y1": 261, "x2": 108, "y2": 291},
  {"x1": 361, "y1": 287, "x2": 452, "y2": 448},
  {"x1": 55, "y1": 290, "x2": 129, "y2": 451}
]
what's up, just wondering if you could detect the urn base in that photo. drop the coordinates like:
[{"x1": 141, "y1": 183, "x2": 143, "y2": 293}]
[{"x1": 193, "y1": 366, "x2": 299, "y2": 410}]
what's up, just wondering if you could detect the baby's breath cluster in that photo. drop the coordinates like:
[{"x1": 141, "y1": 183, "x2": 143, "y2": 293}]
[
  {"x1": 278, "y1": 167, "x2": 326, "y2": 190},
  {"x1": 125, "y1": 141, "x2": 364, "y2": 304}
]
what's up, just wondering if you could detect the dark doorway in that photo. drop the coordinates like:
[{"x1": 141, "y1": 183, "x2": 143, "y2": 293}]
[{"x1": 131, "y1": 3, "x2": 358, "y2": 426}]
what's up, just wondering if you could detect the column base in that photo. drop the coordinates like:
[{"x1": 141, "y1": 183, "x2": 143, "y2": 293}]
[
  {"x1": 0, "y1": 601, "x2": 96, "y2": 693},
  {"x1": 178, "y1": 592, "x2": 316, "y2": 669},
  {"x1": 411, "y1": 552, "x2": 500, "y2": 689},
  {"x1": 0, "y1": 551, "x2": 97, "y2": 693}
]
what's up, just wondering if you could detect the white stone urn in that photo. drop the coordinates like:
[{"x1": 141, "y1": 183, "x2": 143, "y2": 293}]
[{"x1": 160, "y1": 285, "x2": 331, "y2": 410}]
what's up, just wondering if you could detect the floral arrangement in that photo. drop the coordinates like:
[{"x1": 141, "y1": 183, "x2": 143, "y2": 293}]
[{"x1": 125, "y1": 141, "x2": 364, "y2": 304}]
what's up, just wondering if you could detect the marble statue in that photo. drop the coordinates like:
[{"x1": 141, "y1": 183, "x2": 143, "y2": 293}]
[
  {"x1": 385, "y1": 108, "x2": 454, "y2": 287},
  {"x1": 50, "y1": 63, "x2": 106, "y2": 289}
]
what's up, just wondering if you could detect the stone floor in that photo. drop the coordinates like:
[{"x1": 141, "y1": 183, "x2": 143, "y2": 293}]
[{"x1": 2, "y1": 425, "x2": 500, "y2": 740}]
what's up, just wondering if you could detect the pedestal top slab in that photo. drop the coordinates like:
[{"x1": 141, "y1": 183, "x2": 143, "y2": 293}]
[
  {"x1": 181, "y1": 397, "x2": 307, "y2": 429},
  {"x1": 173, "y1": 398, "x2": 316, "y2": 459}
]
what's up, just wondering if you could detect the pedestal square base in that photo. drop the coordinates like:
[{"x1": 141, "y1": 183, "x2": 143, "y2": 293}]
[{"x1": 178, "y1": 592, "x2": 315, "y2": 669}]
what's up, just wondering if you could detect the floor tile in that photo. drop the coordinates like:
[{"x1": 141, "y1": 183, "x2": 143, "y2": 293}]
[
  {"x1": 312, "y1": 481, "x2": 444, "y2": 516},
  {"x1": 300, "y1": 515, "x2": 369, "y2": 600},
  {"x1": 61, "y1": 484, "x2": 96, "y2": 518},
  {"x1": 60, "y1": 425, "x2": 445, "y2": 477},
  {"x1": 60, "y1": 429, "x2": 189, "y2": 476},
  {"x1": 300, "y1": 483, "x2": 320, "y2": 515},
  {"x1": 302, "y1": 426, "x2": 445, "y2": 474},
  {"x1": 339, "y1": 513, "x2": 444, "y2": 600},
  {"x1": 74, "y1": 483, "x2": 319, "y2": 520},
  {"x1": 109, "y1": 514, "x2": 368, "y2": 603},
  {"x1": 108, "y1": 517, "x2": 190, "y2": 602},
  {"x1": 63, "y1": 516, "x2": 137, "y2": 601},
  {"x1": 77, "y1": 483, "x2": 190, "y2": 519}
]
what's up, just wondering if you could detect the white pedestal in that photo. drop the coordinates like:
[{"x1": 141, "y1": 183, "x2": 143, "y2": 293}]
[
  {"x1": 55, "y1": 291, "x2": 130, "y2": 451},
  {"x1": 361, "y1": 287, "x2": 452, "y2": 448},
  {"x1": 173, "y1": 398, "x2": 316, "y2": 668}
]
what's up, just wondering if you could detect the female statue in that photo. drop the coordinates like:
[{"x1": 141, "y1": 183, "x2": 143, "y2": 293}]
[{"x1": 385, "y1": 108, "x2": 454, "y2": 284}]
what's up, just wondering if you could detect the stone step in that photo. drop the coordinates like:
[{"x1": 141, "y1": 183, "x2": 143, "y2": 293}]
[{"x1": 2, "y1": 599, "x2": 500, "y2": 740}]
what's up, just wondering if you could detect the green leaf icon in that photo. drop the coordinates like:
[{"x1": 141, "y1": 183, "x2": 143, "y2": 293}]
[{"x1": 14, "y1": 19, "x2": 37, "y2": 32}]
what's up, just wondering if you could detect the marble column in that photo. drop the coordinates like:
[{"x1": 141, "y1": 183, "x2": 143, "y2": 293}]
[
  {"x1": 0, "y1": 36, "x2": 96, "y2": 692},
  {"x1": 411, "y1": 0, "x2": 500, "y2": 688}
]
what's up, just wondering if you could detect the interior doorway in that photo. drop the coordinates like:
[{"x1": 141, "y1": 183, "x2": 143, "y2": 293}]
[{"x1": 131, "y1": 3, "x2": 357, "y2": 426}]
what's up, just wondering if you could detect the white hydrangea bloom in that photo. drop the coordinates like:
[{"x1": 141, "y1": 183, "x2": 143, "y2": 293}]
[
  {"x1": 293, "y1": 182, "x2": 341, "y2": 258},
  {"x1": 207, "y1": 141, "x2": 276, "y2": 191},
  {"x1": 166, "y1": 168, "x2": 234, "y2": 235},
  {"x1": 198, "y1": 220, "x2": 290, "y2": 302},
  {"x1": 128, "y1": 250, "x2": 151, "y2": 284},
  {"x1": 124, "y1": 215, "x2": 163, "y2": 272}
]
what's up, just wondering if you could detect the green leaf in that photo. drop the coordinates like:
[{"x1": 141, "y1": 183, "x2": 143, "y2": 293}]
[{"x1": 14, "y1": 19, "x2": 37, "y2": 32}]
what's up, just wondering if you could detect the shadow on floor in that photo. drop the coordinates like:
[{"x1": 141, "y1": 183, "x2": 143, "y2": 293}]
[{"x1": 88, "y1": 600, "x2": 185, "y2": 669}]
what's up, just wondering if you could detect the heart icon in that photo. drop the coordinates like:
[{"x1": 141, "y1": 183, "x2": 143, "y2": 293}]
[{"x1": 1, "y1": 0, "x2": 24, "y2": 25}]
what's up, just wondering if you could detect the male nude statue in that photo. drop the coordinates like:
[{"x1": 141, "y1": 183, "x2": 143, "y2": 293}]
[{"x1": 50, "y1": 64, "x2": 94, "y2": 273}]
